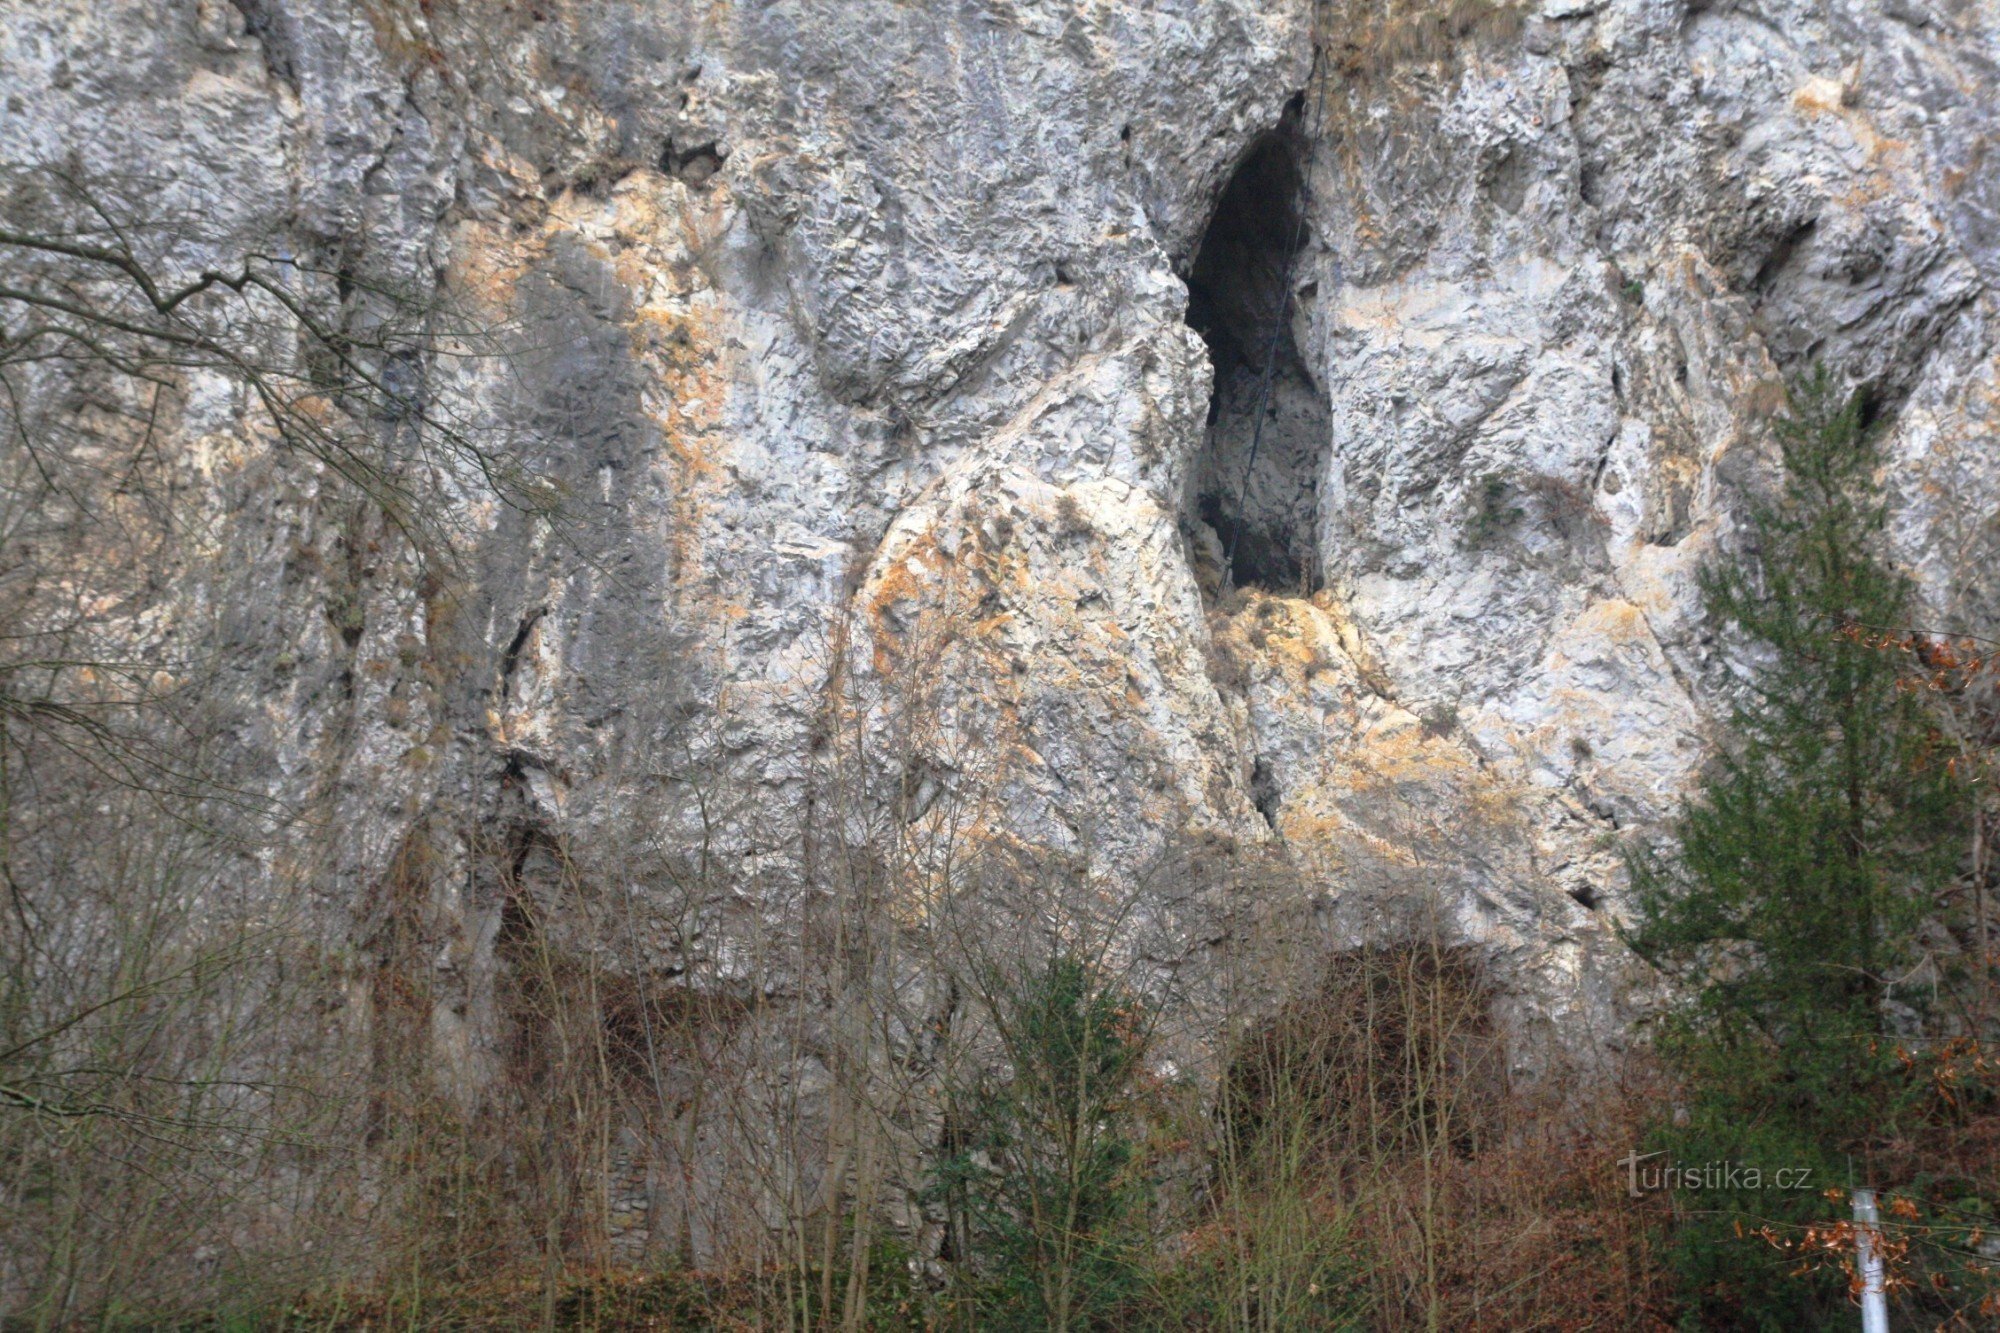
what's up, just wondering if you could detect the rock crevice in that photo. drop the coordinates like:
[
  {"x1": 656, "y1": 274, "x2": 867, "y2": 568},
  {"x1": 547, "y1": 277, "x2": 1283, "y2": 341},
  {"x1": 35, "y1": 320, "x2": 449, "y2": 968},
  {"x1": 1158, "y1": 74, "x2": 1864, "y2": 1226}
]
[{"x1": 1185, "y1": 106, "x2": 1330, "y2": 595}]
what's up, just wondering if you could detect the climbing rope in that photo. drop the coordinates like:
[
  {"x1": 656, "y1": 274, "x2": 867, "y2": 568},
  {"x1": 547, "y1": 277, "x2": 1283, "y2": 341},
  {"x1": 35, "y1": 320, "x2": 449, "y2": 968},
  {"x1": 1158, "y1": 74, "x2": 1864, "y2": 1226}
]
[{"x1": 1225, "y1": 37, "x2": 1333, "y2": 587}]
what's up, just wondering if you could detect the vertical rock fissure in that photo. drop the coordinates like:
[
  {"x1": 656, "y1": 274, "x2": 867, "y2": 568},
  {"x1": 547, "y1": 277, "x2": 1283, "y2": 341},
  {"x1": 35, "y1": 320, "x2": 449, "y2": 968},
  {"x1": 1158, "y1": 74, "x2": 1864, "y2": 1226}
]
[{"x1": 1183, "y1": 104, "x2": 1331, "y2": 596}]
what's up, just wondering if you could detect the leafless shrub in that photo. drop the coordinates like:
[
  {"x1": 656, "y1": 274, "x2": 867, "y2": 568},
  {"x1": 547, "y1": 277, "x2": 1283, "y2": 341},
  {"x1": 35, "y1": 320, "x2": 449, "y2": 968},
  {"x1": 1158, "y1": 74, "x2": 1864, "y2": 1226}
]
[
  {"x1": 0, "y1": 759, "x2": 360, "y2": 1320},
  {"x1": 0, "y1": 145, "x2": 554, "y2": 1321},
  {"x1": 1152, "y1": 893, "x2": 1673, "y2": 1332},
  {"x1": 1523, "y1": 472, "x2": 1610, "y2": 552},
  {"x1": 1206, "y1": 630, "x2": 1254, "y2": 695},
  {"x1": 1054, "y1": 491, "x2": 1092, "y2": 541}
]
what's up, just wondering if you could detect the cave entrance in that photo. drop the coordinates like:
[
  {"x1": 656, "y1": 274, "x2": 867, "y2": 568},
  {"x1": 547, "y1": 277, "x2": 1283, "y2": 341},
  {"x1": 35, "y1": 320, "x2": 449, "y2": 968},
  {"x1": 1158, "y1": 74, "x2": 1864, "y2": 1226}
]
[{"x1": 1185, "y1": 113, "x2": 1329, "y2": 595}]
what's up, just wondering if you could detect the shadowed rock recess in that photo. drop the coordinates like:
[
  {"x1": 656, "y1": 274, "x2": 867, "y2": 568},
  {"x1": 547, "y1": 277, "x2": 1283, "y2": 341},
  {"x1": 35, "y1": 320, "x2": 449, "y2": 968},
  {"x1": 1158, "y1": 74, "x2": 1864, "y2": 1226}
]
[{"x1": 1185, "y1": 109, "x2": 1331, "y2": 594}]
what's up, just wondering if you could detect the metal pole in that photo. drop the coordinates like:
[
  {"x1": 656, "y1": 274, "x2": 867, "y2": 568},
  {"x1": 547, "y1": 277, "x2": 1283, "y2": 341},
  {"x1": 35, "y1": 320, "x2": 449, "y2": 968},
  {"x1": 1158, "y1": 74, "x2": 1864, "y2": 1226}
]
[{"x1": 1854, "y1": 1187, "x2": 1889, "y2": 1333}]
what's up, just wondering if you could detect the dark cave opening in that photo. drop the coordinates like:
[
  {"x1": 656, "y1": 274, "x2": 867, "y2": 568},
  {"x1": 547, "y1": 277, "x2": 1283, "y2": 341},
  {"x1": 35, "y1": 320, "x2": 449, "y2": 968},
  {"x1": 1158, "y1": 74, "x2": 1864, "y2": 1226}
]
[{"x1": 1184, "y1": 117, "x2": 1330, "y2": 595}]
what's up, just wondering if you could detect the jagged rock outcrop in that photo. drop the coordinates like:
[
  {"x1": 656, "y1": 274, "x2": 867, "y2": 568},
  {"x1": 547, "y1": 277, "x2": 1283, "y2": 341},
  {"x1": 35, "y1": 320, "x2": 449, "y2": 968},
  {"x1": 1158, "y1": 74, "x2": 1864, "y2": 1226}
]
[{"x1": 5, "y1": 0, "x2": 1997, "y2": 1216}]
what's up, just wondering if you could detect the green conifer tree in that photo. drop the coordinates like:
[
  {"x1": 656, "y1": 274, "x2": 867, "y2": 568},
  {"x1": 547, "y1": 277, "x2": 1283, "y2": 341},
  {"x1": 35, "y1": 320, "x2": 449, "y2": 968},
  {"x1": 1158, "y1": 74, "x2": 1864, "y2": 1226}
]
[
  {"x1": 1624, "y1": 368, "x2": 1965, "y2": 1328},
  {"x1": 933, "y1": 954, "x2": 1150, "y2": 1332}
]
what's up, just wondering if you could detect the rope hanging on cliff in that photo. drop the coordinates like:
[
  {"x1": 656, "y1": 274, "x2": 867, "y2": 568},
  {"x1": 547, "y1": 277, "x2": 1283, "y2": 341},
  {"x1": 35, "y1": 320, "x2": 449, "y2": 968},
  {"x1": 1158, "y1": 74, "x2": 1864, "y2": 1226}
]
[{"x1": 1225, "y1": 40, "x2": 1332, "y2": 586}]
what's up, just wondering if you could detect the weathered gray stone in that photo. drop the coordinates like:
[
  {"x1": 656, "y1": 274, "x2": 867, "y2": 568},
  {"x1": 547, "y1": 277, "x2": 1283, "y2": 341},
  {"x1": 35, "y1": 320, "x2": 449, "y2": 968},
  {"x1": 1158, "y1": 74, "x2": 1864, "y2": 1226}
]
[{"x1": 4, "y1": 0, "x2": 1996, "y2": 1117}]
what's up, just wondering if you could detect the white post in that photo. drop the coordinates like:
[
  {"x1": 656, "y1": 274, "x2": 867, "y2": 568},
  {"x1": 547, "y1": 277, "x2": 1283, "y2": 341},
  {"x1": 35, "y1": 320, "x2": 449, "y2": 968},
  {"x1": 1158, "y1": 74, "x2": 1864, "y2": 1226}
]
[{"x1": 1854, "y1": 1187, "x2": 1889, "y2": 1333}]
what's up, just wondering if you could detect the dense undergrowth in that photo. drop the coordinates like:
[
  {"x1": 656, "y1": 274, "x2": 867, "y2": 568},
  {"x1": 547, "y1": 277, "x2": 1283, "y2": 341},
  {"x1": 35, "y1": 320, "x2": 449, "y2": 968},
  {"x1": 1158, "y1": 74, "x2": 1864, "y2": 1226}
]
[{"x1": 54, "y1": 939, "x2": 1680, "y2": 1332}]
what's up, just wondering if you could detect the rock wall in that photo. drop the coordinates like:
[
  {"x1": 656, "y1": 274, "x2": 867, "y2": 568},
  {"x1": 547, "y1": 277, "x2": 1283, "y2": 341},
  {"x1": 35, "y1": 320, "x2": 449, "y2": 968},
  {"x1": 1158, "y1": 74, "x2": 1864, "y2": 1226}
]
[{"x1": 4, "y1": 0, "x2": 1997, "y2": 1121}]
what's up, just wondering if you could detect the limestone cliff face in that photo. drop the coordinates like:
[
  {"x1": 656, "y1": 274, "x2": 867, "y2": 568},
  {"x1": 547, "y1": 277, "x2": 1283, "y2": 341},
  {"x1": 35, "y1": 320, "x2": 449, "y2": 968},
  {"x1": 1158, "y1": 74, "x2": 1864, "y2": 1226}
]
[{"x1": 5, "y1": 0, "x2": 1997, "y2": 1070}]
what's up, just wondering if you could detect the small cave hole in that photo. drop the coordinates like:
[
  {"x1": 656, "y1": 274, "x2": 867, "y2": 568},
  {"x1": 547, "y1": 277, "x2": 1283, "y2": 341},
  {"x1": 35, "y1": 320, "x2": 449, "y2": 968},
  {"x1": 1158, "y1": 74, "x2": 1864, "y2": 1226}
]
[
  {"x1": 1184, "y1": 115, "x2": 1330, "y2": 596},
  {"x1": 1250, "y1": 756, "x2": 1282, "y2": 832},
  {"x1": 1854, "y1": 380, "x2": 1887, "y2": 432},
  {"x1": 663, "y1": 136, "x2": 727, "y2": 187},
  {"x1": 1751, "y1": 216, "x2": 1817, "y2": 293}
]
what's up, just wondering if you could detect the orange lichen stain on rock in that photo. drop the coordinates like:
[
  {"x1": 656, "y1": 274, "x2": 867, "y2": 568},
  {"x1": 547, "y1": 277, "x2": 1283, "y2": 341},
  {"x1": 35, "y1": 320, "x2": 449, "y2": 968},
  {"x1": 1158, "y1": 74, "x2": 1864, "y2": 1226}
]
[
  {"x1": 1741, "y1": 376, "x2": 1790, "y2": 417},
  {"x1": 864, "y1": 533, "x2": 948, "y2": 675},
  {"x1": 675, "y1": 187, "x2": 737, "y2": 259},
  {"x1": 496, "y1": 180, "x2": 737, "y2": 590},
  {"x1": 1789, "y1": 75, "x2": 1846, "y2": 118},
  {"x1": 286, "y1": 394, "x2": 337, "y2": 429},
  {"x1": 970, "y1": 607, "x2": 1017, "y2": 645},
  {"x1": 640, "y1": 305, "x2": 722, "y2": 449},
  {"x1": 1335, "y1": 727, "x2": 1525, "y2": 834},
  {"x1": 635, "y1": 299, "x2": 728, "y2": 583},
  {"x1": 1658, "y1": 462, "x2": 1713, "y2": 547},
  {"x1": 1791, "y1": 77, "x2": 1910, "y2": 170},
  {"x1": 449, "y1": 220, "x2": 547, "y2": 312},
  {"x1": 1829, "y1": 170, "x2": 1905, "y2": 223},
  {"x1": 1214, "y1": 589, "x2": 1372, "y2": 698},
  {"x1": 1259, "y1": 603, "x2": 1333, "y2": 675},
  {"x1": 1343, "y1": 720, "x2": 1479, "y2": 786},
  {"x1": 353, "y1": 0, "x2": 447, "y2": 70},
  {"x1": 1566, "y1": 597, "x2": 1650, "y2": 646},
  {"x1": 1050, "y1": 637, "x2": 1141, "y2": 707}
]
